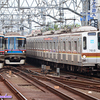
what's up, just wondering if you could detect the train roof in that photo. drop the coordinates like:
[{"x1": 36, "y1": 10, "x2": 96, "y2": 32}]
[
  {"x1": 54, "y1": 29, "x2": 67, "y2": 34},
  {"x1": 71, "y1": 26, "x2": 97, "y2": 32},
  {"x1": 0, "y1": 32, "x2": 4, "y2": 36},
  {"x1": 42, "y1": 31, "x2": 54, "y2": 35},
  {"x1": 4, "y1": 32, "x2": 26, "y2": 37},
  {"x1": 5, "y1": 32, "x2": 20, "y2": 36},
  {"x1": 0, "y1": 34, "x2": 4, "y2": 36},
  {"x1": 27, "y1": 26, "x2": 98, "y2": 38}
]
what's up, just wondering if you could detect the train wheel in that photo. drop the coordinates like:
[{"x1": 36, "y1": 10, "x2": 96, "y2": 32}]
[{"x1": 97, "y1": 72, "x2": 100, "y2": 77}]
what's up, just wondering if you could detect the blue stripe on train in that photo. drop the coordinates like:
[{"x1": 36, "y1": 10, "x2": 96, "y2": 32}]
[{"x1": 7, "y1": 51, "x2": 23, "y2": 53}]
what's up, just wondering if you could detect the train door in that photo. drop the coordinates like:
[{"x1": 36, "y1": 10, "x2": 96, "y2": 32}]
[{"x1": 87, "y1": 32, "x2": 97, "y2": 63}]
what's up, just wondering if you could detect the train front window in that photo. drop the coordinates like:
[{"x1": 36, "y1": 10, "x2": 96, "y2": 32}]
[
  {"x1": 9, "y1": 37, "x2": 14, "y2": 49},
  {"x1": 83, "y1": 37, "x2": 87, "y2": 50},
  {"x1": 16, "y1": 38, "x2": 26, "y2": 49},
  {"x1": 0, "y1": 37, "x2": 4, "y2": 50},
  {"x1": 98, "y1": 32, "x2": 100, "y2": 49}
]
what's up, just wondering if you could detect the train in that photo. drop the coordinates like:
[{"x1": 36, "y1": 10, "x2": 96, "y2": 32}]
[
  {"x1": 4, "y1": 32, "x2": 26, "y2": 65},
  {"x1": 0, "y1": 33, "x2": 4, "y2": 68},
  {"x1": 26, "y1": 26, "x2": 100, "y2": 76}
]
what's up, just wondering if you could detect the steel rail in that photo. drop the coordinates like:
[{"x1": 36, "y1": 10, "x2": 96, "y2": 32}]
[
  {"x1": 0, "y1": 74, "x2": 27, "y2": 100},
  {"x1": 13, "y1": 68, "x2": 99, "y2": 100},
  {"x1": 13, "y1": 71, "x2": 75, "y2": 100},
  {"x1": 17, "y1": 67, "x2": 100, "y2": 92}
]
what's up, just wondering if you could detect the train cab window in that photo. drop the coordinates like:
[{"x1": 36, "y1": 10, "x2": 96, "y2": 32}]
[
  {"x1": 10, "y1": 37, "x2": 14, "y2": 49},
  {"x1": 98, "y1": 32, "x2": 100, "y2": 49},
  {"x1": 83, "y1": 37, "x2": 87, "y2": 50}
]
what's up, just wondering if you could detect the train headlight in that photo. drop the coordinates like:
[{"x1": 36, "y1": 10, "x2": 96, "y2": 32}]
[
  {"x1": 23, "y1": 51, "x2": 25, "y2": 53},
  {"x1": 82, "y1": 55, "x2": 86, "y2": 61},
  {"x1": 83, "y1": 55, "x2": 86, "y2": 59},
  {"x1": 5, "y1": 51, "x2": 7, "y2": 53}
]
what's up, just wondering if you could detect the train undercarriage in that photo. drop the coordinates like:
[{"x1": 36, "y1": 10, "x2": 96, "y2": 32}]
[{"x1": 26, "y1": 57, "x2": 100, "y2": 77}]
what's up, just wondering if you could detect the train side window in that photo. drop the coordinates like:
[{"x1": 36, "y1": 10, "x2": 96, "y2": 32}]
[
  {"x1": 83, "y1": 37, "x2": 87, "y2": 50},
  {"x1": 52, "y1": 42, "x2": 53, "y2": 50},
  {"x1": 37, "y1": 42, "x2": 38, "y2": 49},
  {"x1": 78, "y1": 39, "x2": 80, "y2": 52},
  {"x1": 66, "y1": 40, "x2": 67, "y2": 51},
  {"x1": 68, "y1": 41, "x2": 71, "y2": 51},
  {"x1": 40, "y1": 42, "x2": 41, "y2": 49},
  {"x1": 42, "y1": 42, "x2": 43, "y2": 49},
  {"x1": 61, "y1": 41, "x2": 62, "y2": 51},
  {"x1": 43, "y1": 42, "x2": 44, "y2": 49},
  {"x1": 44, "y1": 42, "x2": 46, "y2": 50},
  {"x1": 63, "y1": 41, "x2": 66, "y2": 51},
  {"x1": 35, "y1": 42, "x2": 37, "y2": 49},
  {"x1": 34, "y1": 41, "x2": 35, "y2": 49},
  {"x1": 98, "y1": 32, "x2": 100, "y2": 49},
  {"x1": 59, "y1": 41, "x2": 60, "y2": 50},
  {"x1": 54, "y1": 42, "x2": 55, "y2": 50},
  {"x1": 59, "y1": 41, "x2": 62, "y2": 51},
  {"x1": 38, "y1": 42, "x2": 40, "y2": 49},
  {"x1": 74, "y1": 41, "x2": 77, "y2": 51},
  {"x1": 38, "y1": 42, "x2": 39, "y2": 49},
  {"x1": 46, "y1": 42, "x2": 48, "y2": 50},
  {"x1": 50, "y1": 42, "x2": 52, "y2": 49},
  {"x1": 33, "y1": 41, "x2": 35, "y2": 49}
]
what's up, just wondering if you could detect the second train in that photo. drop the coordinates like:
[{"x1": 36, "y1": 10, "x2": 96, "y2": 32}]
[{"x1": 26, "y1": 26, "x2": 100, "y2": 76}]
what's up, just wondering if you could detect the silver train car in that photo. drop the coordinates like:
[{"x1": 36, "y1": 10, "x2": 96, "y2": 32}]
[
  {"x1": 26, "y1": 26, "x2": 100, "y2": 76},
  {"x1": 4, "y1": 32, "x2": 26, "y2": 65}
]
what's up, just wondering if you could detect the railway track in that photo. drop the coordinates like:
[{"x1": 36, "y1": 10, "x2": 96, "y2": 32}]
[
  {"x1": 0, "y1": 68, "x2": 63, "y2": 100},
  {"x1": 12, "y1": 67, "x2": 99, "y2": 100},
  {"x1": 16, "y1": 65, "x2": 100, "y2": 92},
  {"x1": 22, "y1": 64, "x2": 100, "y2": 92},
  {"x1": 0, "y1": 74, "x2": 27, "y2": 100}
]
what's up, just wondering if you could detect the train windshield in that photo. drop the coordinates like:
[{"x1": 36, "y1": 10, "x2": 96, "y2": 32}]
[
  {"x1": 9, "y1": 37, "x2": 14, "y2": 49},
  {"x1": 98, "y1": 32, "x2": 100, "y2": 49},
  {"x1": 0, "y1": 36, "x2": 4, "y2": 50},
  {"x1": 16, "y1": 37, "x2": 26, "y2": 49}
]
